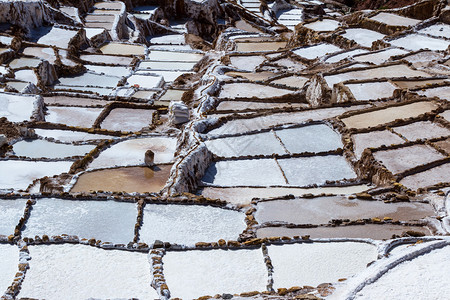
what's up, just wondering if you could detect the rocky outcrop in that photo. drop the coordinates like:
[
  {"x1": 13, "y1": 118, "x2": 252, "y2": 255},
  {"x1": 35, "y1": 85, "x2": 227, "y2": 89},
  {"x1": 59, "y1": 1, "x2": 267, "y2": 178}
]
[
  {"x1": 145, "y1": 150, "x2": 155, "y2": 167},
  {"x1": 0, "y1": 48, "x2": 15, "y2": 64},
  {"x1": 440, "y1": 4, "x2": 450, "y2": 23},
  {"x1": 164, "y1": 141, "x2": 213, "y2": 195},
  {"x1": 19, "y1": 82, "x2": 39, "y2": 94},
  {"x1": 169, "y1": 101, "x2": 190, "y2": 125},
  {"x1": 0, "y1": 0, "x2": 73, "y2": 36},
  {"x1": 86, "y1": 28, "x2": 111, "y2": 48},
  {"x1": 36, "y1": 60, "x2": 58, "y2": 86},
  {"x1": 305, "y1": 74, "x2": 332, "y2": 107},
  {"x1": 0, "y1": 134, "x2": 6, "y2": 147},
  {"x1": 152, "y1": 0, "x2": 224, "y2": 41},
  {"x1": 32, "y1": 95, "x2": 45, "y2": 122},
  {"x1": 332, "y1": 82, "x2": 355, "y2": 103}
]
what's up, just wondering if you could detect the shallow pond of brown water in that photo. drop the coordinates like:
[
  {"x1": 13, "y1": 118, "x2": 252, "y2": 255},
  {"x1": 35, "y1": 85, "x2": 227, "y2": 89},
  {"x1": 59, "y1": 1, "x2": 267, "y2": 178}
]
[{"x1": 71, "y1": 165, "x2": 172, "y2": 193}]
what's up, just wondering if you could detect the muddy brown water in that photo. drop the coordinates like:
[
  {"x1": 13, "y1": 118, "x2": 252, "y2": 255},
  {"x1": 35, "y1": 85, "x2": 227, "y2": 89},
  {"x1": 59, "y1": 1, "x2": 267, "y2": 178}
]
[
  {"x1": 373, "y1": 144, "x2": 445, "y2": 174},
  {"x1": 235, "y1": 41, "x2": 287, "y2": 52},
  {"x1": 235, "y1": 20, "x2": 263, "y2": 33},
  {"x1": 197, "y1": 185, "x2": 370, "y2": 206},
  {"x1": 257, "y1": 224, "x2": 431, "y2": 240},
  {"x1": 400, "y1": 163, "x2": 450, "y2": 190},
  {"x1": 434, "y1": 138, "x2": 450, "y2": 154},
  {"x1": 341, "y1": 101, "x2": 439, "y2": 129},
  {"x1": 70, "y1": 165, "x2": 172, "y2": 193},
  {"x1": 255, "y1": 196, "x2": 434, "y2": 225},
  {"x1": 43, "y1": 96, "x2": 110, "y2": 107},
  {"x1": 393, "y1": 79, "x2": 447, "y2": 89}
]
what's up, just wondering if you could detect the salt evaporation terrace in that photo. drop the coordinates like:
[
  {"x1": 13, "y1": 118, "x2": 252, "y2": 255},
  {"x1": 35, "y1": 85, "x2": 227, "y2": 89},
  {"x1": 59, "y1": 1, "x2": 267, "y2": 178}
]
[{"x1": 0, "y1": 0, "x2": 449, "y2": 299}]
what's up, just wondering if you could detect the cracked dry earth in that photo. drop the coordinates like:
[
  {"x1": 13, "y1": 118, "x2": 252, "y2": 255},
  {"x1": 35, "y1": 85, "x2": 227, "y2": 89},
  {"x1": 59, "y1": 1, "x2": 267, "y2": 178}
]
[{"x1": 0, "y1": 0, "x2": 450, "y2": 299}]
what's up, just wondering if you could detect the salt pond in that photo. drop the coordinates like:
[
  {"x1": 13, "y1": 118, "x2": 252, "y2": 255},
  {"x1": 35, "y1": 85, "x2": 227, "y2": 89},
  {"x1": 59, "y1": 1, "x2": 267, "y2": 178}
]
[
  {"x1": 43, "y1": 95, "x2": 110, "y2": 107},
  {"x1": 147, "y1": 50, "x2": 203, "y2": 61},
  {"x1": 400, "y1": 163, "x2": 450, "y2": 190},
  {"x1": 9, "y1": 57, "x2": 41, "y2": 69},
  {"x1": 71, "y1": 165, "x2": 172, "y2": 193},
  {"x1": 22, "y1": 198, "x2": 136, "y2": 244},
  {"x1": 45, "y1": 107, "x2": 103, "y2": 128},
  {"x1": 79, "y1": 54, "x2": 133, "y2": 65},
  {"x1": 268, "y1": 242, "x2": 377, "y2": 288},
  {"x1": 353, "y1": 48, "x2": 408, "y2": 65},
  {"x1": 341, "y1": 102, "x2": 439, "y2": 129},
  {"x1": 416, "y1": 85, "x2": 450, "y2": 101},
  {"x1": 373, "y1": 145, "x2": 445, "y2": 174},
  {"x1": 205, "y1": 131, "x2": 286, "y2": 157},
  {"x1": 14, "y1": 69, "x2": 38, "y2": 85},
  {"x1": 292, "y1": 43, "x2": 341, "y2": 60},
  {"x1": 304, "y1": 19, "x2": 340, "y2": 32},
  {"x1": 100, "y1": 108, "x2": 155, "y2": 132},
  {"x1": 418, "y1": 23, "x2": 450, "y2": 39},
  {"x1": 139, "y1": 60, "x2": 196, "y2": 71},
  {"x1": 355, "y1": 246, "x2": 450, "y2": 299},
  {"x1": 270, "y1": 75, "x2": 309, "y2": 88},
  {"x1": 139, "y1": 204, "x2": 246, "y2": 245},
  {"x1": 203, "y1": 155, "x2": 355, "y2": 187},
  {"x1": 325, "y1": 49, "x2": 368, "y2": 63},
  {"x1": 0, "y1": 199, "x2": 27, "y2": 235},
  {"x1": 275, "y1": 124, "x2": 343, "y2": 153},
  {"x1": 235, "y1": 41, "x2": 287, "y2": 52},
  {"x1": 0, "y1": 244, "x2": 19, "y2": 295},
  {"x1": 369, "y1": 12, "x2": 420, "y2": 27},
  {"x1": 393, "y1": 121, "x2": 450, "y2": 141},
  {"x1": 20, "y1": 244, "x2": 158, "y2": 300},
  {"x1": 345, "y1": 82, "x2": 397, "y2": 100},
  {"x1": 206, "y1": 124, "x2": 342, "y2": 157},
  {"x1": 163, "y1": 249, "x2": 267, "y2": 298},
  {"x1": 207, "y1": 106, "x2": 368, "y2": 137},
  {"x1": 341, "y1": 28, "x2": 385, "y2": 48},
  {"x1": 100, "y1": 42, "x2": 146, "y2": 56},
  {"x1": 56, "y1": 72, "x2": 121, "y2": 88},
  {"x1": 0, "y1": 160, "x2": 72, "y2": 190},
  {"x1": 32, "y1": 26, "x2": 78, "y2": 49},
  {"x1": 202, "y1": 159, "x2": 286, "y2": 186},
  {"x1": 12, "y1": 139, "x2": 95, "y2": 159},
  {"x1": 33, "y1": 129, "x2": 114, "y2": 143},
  {"x1": 352, "y1": 130, "x2": 405, "y2": 159},
  {"x1": 0, "y1": 93, "x2": 40, "y2": 122},
  {"x1": 219, "y1": 82, "x2": 294, "y2": 99},
  {"x1": 126, "y1": 74, "x2": 164, "y2": 89},
  {"x1": 324, "y1": 64, "x2": 429, "y2": 88},
  {"x1": 198, "y1": 185, "x2": 370, "y2": 206},
  {"x1": 277, "y1": 155, "x2": 356, "y2": 186},
  {"x1": 257, "y1": 224, "x2": 431, "y2": 240},
  {"x1": 229, "y1": 55, "x2": 265, "y2": 71},
  {"x1": 390, "y1": 34, "x2": 450, "y2": 51},
  {"x1": 88, "y1": 137, "x2": 176, "y2": 169},
  {"x1": 255, "y1": 196, "x2": 433, "y2": 225}
]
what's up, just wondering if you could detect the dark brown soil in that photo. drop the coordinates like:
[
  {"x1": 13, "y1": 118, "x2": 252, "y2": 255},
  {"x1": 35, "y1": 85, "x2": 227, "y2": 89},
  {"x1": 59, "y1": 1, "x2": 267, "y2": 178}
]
[{"x1": 0, "y1": 117, "x2": 20, "y2": 139}]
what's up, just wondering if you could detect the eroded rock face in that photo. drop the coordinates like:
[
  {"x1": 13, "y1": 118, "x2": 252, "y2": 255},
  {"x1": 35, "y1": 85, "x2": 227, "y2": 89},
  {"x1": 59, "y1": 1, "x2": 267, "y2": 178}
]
[
  {"x1": 0, "y1": 0, "x2": 54, "y2": 35},
  {"x1": 36, "y1": 60, "x2": 57, "y2": 86},
  {"x1": 306, "y1": 75, "x2": 331, "y2": 107},
  {"x1": 169, "y1": 101, "x2": 190, "y2": 125},
  {"x1": 164, "y1": 143, "x2": 213, "y2": 194},
  {"x1": 145, "y1": 150, "x2": 155, "y2": 167},
  {"x1": 0, "y1": 134, "x2": 6, "y2": 147}
]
